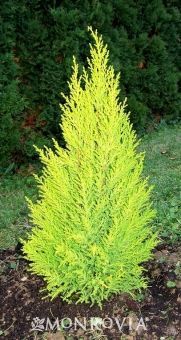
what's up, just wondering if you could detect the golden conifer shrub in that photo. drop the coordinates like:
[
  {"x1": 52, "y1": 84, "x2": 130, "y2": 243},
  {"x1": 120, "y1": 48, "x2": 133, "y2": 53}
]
[{"x1": 22, "y1": 28, "x2": 158, "y2": 306}]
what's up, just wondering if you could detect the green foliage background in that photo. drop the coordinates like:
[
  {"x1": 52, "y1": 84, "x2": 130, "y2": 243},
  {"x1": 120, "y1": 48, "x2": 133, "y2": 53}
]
[{"x1": 0, "y1": 0, "x2": 180, "y2": 168}]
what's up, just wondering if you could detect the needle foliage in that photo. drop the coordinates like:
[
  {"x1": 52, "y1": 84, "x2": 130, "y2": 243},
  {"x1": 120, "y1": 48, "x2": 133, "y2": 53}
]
[{"x1": 23, "y1": 28, "x2": 158, "y2": 306}]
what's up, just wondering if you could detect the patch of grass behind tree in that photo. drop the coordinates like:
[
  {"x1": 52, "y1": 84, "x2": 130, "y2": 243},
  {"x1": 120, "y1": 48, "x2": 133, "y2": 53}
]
[
  {"x1": 141, "y1": 124, "x2": 181, "y2": 244},
  {"x1": 0, "y1": 174, "x2": 37, "y2": 249}
]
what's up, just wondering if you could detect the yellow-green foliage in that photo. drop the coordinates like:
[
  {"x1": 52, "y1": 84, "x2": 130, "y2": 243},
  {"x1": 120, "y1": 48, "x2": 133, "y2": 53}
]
[{"x1": 23, "y1": 28, "x2": 158, "y2": 306}]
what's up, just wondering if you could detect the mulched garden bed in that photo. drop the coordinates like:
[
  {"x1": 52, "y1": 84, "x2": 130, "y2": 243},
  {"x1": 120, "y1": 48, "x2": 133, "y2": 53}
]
[{"x1": 0, "y1": 244, "x2": 180, "y2": 340}]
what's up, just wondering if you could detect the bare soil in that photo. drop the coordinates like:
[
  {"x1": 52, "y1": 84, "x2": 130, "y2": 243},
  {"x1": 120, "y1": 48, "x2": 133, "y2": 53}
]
[{"x1": 0, "y1": 244, "x2": 180, "y2": 340}]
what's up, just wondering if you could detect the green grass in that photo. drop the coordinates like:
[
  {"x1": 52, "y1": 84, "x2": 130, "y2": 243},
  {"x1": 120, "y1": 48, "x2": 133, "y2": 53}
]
[
  {"x1": 0, "y1": 174, "x2": 37, "y2": 249},
  {"x1": 141, "y1": 124, "x2": 181, "y2": 244},
  {"x1": 0, "y1": 124, "x2": 180, "y2": 250}
]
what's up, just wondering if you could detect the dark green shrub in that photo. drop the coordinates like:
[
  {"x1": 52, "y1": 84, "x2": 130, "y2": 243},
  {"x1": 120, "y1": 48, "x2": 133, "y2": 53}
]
[
  {"x1": 0, "y1": 0, "x2": 180, "y2": 167},
  {"x1": 0, "y1": 2, "x2": 26, "y2": 168}
]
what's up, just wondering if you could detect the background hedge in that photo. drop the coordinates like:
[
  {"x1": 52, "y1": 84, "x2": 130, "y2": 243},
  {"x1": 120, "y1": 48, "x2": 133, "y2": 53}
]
[{"x1": 0, "y1": 0, "x2": 180, "y2": 169}]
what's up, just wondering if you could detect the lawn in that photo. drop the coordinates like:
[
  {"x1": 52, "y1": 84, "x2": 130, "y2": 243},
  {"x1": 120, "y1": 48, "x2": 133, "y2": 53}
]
[
  {"x1": 0, "y1": 124, "x2": 180, "y2": 250},
  {"x1": 0, "y1": 171, "x2": 37, "y2": 249},
  {"x1": 140, "y1": 123, "x2": 181, "y2": 244}
]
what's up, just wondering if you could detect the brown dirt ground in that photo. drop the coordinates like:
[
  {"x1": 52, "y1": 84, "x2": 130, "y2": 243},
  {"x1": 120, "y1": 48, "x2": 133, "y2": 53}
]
[{"x1": 0, "y1": 244, "x2": 180, "y2": 340}]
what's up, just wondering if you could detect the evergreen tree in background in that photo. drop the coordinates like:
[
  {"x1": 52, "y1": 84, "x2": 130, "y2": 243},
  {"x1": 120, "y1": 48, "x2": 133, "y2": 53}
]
[
  {"x1": 0, "y1": 0, "x2": 180, "y2": 168},
  {"x1": 0, "y1": 1, "x2": 27, "y2": 165}
]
